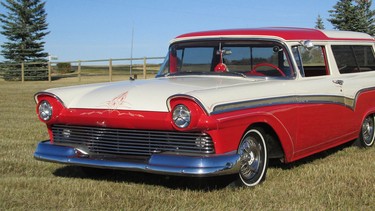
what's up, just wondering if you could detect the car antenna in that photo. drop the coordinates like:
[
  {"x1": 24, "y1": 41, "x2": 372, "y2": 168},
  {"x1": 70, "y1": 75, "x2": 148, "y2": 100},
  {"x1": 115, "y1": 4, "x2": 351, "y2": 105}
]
[{"x1": 130, "y1": 25, "x2": 135, "y2": 80}]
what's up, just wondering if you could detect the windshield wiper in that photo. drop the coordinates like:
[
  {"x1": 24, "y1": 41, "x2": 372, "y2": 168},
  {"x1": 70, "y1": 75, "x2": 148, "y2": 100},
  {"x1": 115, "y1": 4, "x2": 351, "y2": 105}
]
[
  {"x1": 227, "y1": 72, "x2": 246, "y2": 78},
  {"x1": 162, "y1": 71, "x2": 247, "y2": 78}
]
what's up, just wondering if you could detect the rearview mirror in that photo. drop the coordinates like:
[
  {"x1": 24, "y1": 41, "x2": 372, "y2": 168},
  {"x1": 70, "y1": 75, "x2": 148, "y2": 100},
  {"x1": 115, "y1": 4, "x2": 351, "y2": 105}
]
[{"x1": 216, "y1": 49, "x2": 232, "y2": 55}]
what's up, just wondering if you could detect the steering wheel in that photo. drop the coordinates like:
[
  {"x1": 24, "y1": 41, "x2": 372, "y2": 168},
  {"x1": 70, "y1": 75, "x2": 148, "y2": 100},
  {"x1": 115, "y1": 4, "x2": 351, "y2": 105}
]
[{"x1": 249, "y1": 63, "x2": 286, "y2": 77}]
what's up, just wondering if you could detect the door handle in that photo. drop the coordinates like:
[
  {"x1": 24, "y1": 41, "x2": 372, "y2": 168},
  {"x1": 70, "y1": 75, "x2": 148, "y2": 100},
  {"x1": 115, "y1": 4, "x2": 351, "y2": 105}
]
[{"x1": 332, "y1": 80, "x2": 344, "y2": 85}]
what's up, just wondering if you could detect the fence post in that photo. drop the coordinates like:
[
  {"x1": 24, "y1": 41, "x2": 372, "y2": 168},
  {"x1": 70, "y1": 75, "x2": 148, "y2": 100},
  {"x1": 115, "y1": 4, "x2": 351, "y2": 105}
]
[
  {"x1": 78, "y1": 60, "x2": 81, "y2": 82},
  {"x1": 48, "y1": 62, "x2": 52, "y2": 82},
  {"x1": 109, "y1": 58, "x2": 113, "y2": 82},
  {"x1": 143, "y1": 57, "x2": 147, "y2": 79},
  {"x1": 21, "y1": 62, "x2": 24, "y2": 83}
]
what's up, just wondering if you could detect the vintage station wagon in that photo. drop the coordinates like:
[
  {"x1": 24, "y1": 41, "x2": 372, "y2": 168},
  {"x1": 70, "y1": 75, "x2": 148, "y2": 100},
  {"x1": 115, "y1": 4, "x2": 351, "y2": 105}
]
[{"x1": 34, "y1": 27, "x2": 375, "y2": 187}]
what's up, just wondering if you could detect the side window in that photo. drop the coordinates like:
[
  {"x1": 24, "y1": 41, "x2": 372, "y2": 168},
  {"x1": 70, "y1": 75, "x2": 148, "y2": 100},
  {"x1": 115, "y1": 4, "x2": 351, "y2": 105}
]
[
  {"x1": 331, "y1": 45, "x2": 375, "y2": 74},
  {"x1": 292, "y1": 45, "x2": 328, "y2": 77}
]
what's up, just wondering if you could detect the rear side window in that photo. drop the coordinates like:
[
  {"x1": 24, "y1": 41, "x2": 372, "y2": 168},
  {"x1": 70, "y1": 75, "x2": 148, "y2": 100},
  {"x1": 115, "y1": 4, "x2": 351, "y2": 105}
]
[{"x1": 331, "y1": 45, "x2": 375, "y2": 74}]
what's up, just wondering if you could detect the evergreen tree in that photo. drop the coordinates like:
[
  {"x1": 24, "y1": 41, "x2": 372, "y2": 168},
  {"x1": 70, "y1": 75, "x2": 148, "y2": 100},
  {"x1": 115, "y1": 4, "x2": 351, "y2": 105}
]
[
  {"x1": 355, "y1": 0, "x2": 375, "y2": 35},
  {"x1": 328, "y1": 0, "x2": 375, "y2": 36},
  {"x1": 315, "y1": 15, "x2": 325, "y2": 29},
  {"x1": 0, "y1": 0, "x2": 50, "y2": 63}
]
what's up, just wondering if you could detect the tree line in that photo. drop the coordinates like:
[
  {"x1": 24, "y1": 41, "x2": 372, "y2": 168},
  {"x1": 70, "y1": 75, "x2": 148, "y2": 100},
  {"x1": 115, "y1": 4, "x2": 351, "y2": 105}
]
[{"x1": 315, "y1": 0, "x2": 375, "y2": 36}]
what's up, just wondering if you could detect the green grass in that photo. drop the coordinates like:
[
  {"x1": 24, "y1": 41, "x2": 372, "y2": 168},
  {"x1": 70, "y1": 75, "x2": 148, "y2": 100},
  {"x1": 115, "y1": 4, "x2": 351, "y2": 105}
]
[{"x1": 1, "y1": 79, "x2": 375, "y2": 210}]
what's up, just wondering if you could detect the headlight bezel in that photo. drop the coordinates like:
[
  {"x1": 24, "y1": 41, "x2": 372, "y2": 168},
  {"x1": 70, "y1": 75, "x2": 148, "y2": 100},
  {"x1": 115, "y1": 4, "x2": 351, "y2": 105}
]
[
  {"x1": 38, "y1": 100, "x2": 53, "y2": 121},
  {"x1": 168, "y1": 96, "x2": 211, "y2": 131},
  {"x1": 172, "y1": 104, "x2": 191, "y2": 128},
  {"x1": 35, "y1": 93, "x2": 64, "y2": 123}
]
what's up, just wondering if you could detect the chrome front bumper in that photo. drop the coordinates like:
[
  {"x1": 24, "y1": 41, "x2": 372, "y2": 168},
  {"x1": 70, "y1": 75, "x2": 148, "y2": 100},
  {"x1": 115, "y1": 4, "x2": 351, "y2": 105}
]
[{"x1": 34, "y1": 141, "x2": 241, "y2": 176}]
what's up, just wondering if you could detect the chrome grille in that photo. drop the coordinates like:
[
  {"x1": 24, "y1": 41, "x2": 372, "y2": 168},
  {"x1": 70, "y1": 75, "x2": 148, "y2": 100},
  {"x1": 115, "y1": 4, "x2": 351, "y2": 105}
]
[{"x1": 52, "y1": 125, "x2": 214, "y2": 156}]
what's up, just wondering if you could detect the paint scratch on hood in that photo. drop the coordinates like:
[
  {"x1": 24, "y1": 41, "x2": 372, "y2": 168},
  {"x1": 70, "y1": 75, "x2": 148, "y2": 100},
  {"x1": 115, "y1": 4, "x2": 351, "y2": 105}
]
[{"x1": 106, "y1": 91, "x2": 131, "y2": 109}]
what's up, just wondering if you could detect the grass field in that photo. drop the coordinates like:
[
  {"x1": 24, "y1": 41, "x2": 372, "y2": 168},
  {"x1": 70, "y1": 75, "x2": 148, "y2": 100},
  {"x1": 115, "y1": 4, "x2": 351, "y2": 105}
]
[{"x1": 1, "y1": 79, "x2": 375, "y2": 210}]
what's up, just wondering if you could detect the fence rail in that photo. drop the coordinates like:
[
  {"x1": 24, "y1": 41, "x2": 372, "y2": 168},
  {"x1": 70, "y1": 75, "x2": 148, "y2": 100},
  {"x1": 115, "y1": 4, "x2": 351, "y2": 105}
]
[{"x1": 0, "y1": 56, "x2": 165, "y2": 83}]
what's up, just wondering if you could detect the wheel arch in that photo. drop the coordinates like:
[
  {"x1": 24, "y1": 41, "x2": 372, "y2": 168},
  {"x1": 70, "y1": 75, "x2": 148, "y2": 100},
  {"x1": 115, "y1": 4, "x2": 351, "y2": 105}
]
[
  {"x1": 215, "y1": 111, "x2": 295, "y2": 162},
  {"x1": 247, "y1": 122, "x2": 285, "y2": 160},
  {"x1": 360, "y1": 110, "x2": 375, "y2": 127},
  {"x1": 356, "y1": 112, "x2": 375, "y2": 148},
  {"x1": 355, "y1": 88, "x2": 375, "y2": 129}
]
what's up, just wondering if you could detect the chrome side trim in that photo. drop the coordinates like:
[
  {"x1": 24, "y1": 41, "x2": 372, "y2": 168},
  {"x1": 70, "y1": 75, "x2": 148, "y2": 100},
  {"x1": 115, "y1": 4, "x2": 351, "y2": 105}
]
[
  {"x1": 212, "y1": 87, "x2": 375, "y2": 114},
  {"x1": 212, "y1": 95, "x2": 354, "y2": 114},
  {"x1": 34, "y1": 141, "x2": 241, "y2": 177}
]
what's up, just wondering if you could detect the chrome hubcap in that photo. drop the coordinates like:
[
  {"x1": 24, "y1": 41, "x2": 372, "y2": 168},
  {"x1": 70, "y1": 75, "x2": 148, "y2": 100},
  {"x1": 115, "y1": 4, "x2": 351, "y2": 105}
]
[
  {"x1": 362, "y1": 116, "x2": 374, "y2": 145},
  {"x1": 239, "y1": 136, "x2": 261, "y2": 180}
]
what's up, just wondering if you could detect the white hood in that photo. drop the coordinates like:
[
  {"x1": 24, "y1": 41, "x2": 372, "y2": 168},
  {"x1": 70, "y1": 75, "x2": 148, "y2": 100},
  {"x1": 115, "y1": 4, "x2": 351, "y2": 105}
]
[{"x1": 44, "y1": 76, "x2": 266, "y2": 113}]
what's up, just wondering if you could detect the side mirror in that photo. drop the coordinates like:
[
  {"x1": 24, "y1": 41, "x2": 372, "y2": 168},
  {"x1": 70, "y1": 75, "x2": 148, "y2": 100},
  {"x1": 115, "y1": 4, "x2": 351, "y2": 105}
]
[
  {"x1": 273, "y1": 46, "x2": 283, "y2": 52},
  {"x1": 300, "y1": 40, "x2": 314, "y2": 50}
]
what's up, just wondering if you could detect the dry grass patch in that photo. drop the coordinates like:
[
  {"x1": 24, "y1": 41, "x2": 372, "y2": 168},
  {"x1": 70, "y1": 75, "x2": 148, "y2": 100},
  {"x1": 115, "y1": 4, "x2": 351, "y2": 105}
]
[{"x1": 0, "y1": 79, "x2": 374, "y2": 210}]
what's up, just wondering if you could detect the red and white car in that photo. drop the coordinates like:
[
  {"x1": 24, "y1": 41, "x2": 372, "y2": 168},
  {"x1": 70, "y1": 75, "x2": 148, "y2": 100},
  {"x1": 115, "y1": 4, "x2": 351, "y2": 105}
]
[{"x1": 34, "y1": 27, "x2": 375, "y2": 187}]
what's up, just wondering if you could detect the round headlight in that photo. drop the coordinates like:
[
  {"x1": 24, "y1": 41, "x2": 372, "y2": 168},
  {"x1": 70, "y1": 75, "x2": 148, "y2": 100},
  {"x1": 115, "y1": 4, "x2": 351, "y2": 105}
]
[
  {"x1": 38, "y1": 100, "x2": 53, "y2": 121},
  {"x1": 172, "y1": 104, "x2": 191, "y2": 128}
]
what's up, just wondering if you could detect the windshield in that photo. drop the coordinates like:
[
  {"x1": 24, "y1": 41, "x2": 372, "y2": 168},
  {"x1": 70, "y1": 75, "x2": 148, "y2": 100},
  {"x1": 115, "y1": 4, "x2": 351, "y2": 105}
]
[{"x1": 157, "y1": 40, "x2": 294, "y2": 78}]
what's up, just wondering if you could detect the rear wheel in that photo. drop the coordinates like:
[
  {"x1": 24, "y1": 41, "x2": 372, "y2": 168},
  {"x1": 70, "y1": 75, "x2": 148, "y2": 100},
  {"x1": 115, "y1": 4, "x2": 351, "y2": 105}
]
[
  {"x1": 233, "y1": 128, "x2": 269, "y2": 187},
  {"x1": 356, "y1": 114, "x2": 375, "y2": 148}
]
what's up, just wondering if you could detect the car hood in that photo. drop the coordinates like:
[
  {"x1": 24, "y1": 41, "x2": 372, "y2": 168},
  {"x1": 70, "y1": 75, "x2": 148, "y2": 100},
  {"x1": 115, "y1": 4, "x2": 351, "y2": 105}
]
[{"x1": 42, "y1": 76, "x2": 290, "y2": 113}]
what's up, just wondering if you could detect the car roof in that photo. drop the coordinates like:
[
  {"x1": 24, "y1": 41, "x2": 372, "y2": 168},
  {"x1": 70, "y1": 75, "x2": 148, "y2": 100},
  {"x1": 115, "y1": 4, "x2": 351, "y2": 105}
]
[{"x1": 172, "y1": 27, "x2": 374, "y2": 43}]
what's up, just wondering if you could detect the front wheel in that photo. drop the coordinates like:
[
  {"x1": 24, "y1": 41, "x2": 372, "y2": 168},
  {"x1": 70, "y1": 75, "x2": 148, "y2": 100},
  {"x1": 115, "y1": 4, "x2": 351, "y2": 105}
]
[
  {"x1": 355, "y1": 114, "x2": 375, "y2": 148},
  {"x1": 233, "y1": 128, "x2": 269, "y2": 187}
]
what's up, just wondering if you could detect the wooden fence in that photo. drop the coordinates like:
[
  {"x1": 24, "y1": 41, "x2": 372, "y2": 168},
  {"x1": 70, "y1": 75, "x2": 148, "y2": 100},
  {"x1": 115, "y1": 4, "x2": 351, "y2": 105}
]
[{"x1": 0, "y1": 56, "x2": 165, "y2": 83}]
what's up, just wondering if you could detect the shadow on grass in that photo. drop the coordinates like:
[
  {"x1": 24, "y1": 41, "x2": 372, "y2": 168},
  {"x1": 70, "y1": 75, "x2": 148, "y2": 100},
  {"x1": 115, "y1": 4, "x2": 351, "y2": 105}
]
[
  {"x1": 53, "y1": 140, "x2": 356, "y2": 191},
  {"x1": 269, "y1": 140, "x2": 355, "y2": 169},
  {"x1": 53, "y1": 165, "x2": 235, "y2": 191}
]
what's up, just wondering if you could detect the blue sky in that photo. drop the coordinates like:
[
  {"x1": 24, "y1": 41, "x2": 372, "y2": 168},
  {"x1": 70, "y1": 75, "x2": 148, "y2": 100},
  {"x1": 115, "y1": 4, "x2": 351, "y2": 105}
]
[{"x1": 0, "y1": 0, "x2": 357, "y2": 62}]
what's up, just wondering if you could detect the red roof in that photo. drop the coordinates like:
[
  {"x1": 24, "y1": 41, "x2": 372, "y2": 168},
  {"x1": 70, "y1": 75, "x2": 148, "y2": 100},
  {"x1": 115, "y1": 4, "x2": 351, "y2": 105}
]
[{"x1": 175, "y1": 27, "x2": 374, "y2": 41}]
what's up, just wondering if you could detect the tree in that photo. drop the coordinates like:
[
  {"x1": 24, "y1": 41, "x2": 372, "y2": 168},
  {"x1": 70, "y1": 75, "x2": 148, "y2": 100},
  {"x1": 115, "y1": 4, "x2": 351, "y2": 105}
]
[
  {"x1": 355, "y1": 0, "x2": 375, "y2": 35},
  {"x1": 328, "y1": 0, "x2": 375, "y2": 36},
  {"x1": 315, "y1": 15, "x2": 325, "y2": 30},
  {"x1": 0, "y1": 0, "x2": 50, "y2": 63}
]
